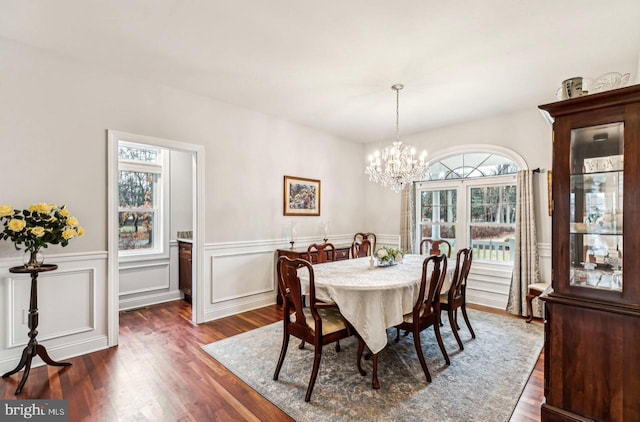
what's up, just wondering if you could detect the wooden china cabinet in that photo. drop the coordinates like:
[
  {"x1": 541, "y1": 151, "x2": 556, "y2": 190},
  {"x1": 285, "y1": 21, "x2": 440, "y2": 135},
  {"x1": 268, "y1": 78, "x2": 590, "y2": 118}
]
[{"x1": 539, "y1": 85, "x2": 640, "y2": 421}]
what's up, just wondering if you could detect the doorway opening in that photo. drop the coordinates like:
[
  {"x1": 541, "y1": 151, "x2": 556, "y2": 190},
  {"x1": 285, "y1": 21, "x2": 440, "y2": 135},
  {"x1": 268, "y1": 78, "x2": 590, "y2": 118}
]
[{"x1": 107, "y1": 130, "x2": 205, "y2": 347}]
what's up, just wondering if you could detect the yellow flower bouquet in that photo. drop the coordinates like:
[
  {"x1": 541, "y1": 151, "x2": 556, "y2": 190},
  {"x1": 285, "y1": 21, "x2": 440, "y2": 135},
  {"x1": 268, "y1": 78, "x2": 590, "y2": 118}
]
[{"x1": 0, "y1": 203, "x2": 85, "y2": 266}]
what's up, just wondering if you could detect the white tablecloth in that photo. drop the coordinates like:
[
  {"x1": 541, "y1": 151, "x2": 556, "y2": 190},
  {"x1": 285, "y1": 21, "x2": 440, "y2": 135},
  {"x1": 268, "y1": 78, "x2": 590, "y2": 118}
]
[{"x1": 298, "y1": 254, "x2": 451, "y2": 354}]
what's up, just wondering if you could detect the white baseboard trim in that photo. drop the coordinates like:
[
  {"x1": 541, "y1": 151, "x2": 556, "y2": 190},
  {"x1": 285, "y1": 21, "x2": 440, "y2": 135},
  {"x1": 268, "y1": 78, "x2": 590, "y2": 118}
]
[
  {"x1": 119, "y1": 290, "x2": 183, "y2": 311},
  {"x1": 203, "y1": 294, "x2": 276, "y2": 322},
  {"x1": 0, "y1": 335, "x2": 109, "y2": 374}
]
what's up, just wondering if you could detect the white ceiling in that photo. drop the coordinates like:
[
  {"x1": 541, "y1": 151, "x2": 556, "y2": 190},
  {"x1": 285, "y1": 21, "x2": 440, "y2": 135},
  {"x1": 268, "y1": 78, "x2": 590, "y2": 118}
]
[{"x1": 1, "y1": 1, "x2": 639, "y2": 143}]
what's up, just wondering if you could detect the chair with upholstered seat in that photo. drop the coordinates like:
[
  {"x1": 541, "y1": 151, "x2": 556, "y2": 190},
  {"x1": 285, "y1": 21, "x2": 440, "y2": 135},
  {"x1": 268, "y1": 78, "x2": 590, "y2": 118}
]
[
  {"x1": 353, "y1": 232, "x2": 376, "y2": 253},
  {"x1": 351, "y1": 239, "x2": 372, "y2": 258},
  {"x1": 420, "y1": 238, "x2": 452, "y2": 257},
  {"x1": 307, "y1": 242, "x2": 336, "y2": 264},
  {"x1": 526, "y1": 282, "x2": 550, "y2": 323},
  {"x1": 439, "y1": 248, "x2": 475, "y2": 350},
  {"x1": 392, "y1": 253, "x2": 449, "y2": 383},
  {"x1": 302, "y1": 242, "x2": 337, "y2": 345},
  {"x1": 273, "y1": 256, "x2": 361, "y2": 402}
]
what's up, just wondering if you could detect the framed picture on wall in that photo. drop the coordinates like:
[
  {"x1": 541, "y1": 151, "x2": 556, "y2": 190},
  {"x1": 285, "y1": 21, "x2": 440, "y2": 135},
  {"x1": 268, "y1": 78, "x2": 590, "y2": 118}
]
[{"x1": 283, "y1": 175, "x2": 321, "y2": 216}]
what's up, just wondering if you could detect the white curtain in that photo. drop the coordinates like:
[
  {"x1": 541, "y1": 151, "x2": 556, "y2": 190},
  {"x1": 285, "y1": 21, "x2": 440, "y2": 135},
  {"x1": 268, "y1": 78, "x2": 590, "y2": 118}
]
[
  {"x1": 400, "y1": 183, "x2": 415, "y2": 253},
  {"x1": 506, "y1": 170, "x2": 542, "y2": 317}
]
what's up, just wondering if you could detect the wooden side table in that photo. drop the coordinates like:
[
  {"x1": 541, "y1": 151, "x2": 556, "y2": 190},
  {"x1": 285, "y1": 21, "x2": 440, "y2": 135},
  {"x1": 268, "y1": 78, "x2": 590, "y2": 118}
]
[{"x1": 2, "y1": 264, "x2": 72, "y2": 394}]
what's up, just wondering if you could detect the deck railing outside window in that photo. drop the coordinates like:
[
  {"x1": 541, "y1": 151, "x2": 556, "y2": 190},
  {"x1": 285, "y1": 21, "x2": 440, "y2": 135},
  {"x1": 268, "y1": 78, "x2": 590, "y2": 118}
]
[{"x1": 471, "y1": 239, "x2": 514, "y2": 262}]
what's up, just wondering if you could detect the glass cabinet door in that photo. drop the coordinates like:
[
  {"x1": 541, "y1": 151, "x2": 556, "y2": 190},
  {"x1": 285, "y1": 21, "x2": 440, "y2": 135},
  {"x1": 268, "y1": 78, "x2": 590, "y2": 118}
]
[{"x1": 569, "y1": 122, "x2": 623, "y2": 291}]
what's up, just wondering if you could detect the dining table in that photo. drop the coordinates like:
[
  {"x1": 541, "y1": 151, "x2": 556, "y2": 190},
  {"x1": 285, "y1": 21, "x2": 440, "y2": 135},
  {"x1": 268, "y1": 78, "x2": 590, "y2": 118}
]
[{"x1": 298, "y1": 254, "x2": 452, "y2": 389}]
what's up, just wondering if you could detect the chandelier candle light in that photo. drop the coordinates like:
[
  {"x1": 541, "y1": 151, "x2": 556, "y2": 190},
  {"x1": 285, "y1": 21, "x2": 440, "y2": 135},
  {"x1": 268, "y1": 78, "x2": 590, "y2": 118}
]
[{"x1": 365, "y1": 84, "x2": 428, "y2": 192}]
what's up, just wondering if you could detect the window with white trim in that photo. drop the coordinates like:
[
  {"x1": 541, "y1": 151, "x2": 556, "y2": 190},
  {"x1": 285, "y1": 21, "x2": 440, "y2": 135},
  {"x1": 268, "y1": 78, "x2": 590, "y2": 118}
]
[
  {"x1": 416, "y1": 152, "x2": 519, "y2": 263},
  {"x1": 118, "y1": 142, "x2": 166, "y2": 255}
]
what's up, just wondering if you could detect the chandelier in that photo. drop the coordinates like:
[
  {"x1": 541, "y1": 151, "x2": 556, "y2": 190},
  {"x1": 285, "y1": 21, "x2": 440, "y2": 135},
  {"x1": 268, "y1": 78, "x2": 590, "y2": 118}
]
[{"x1": 365, "y1": 84, "x2": 428, "y2": 192}]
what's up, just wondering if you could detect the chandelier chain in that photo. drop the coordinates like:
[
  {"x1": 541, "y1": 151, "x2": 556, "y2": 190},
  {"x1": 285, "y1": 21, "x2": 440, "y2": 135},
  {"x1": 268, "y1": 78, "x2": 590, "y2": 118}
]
[{"x1": 395, "y1": 85, "x2": 400, "y2": 142}]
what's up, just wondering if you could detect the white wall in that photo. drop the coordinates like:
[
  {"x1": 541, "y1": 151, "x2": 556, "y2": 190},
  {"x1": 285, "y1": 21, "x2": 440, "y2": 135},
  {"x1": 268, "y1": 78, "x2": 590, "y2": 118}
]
[
  {"x1": 0, "y1": 37, "x2": 366, "y2": 254},
  {"x1": 0, "y1": 37, "x2": 366, "y2": 371},
  {"x1": 170, "y1": 150, "x2": 194, "y2": 239}
]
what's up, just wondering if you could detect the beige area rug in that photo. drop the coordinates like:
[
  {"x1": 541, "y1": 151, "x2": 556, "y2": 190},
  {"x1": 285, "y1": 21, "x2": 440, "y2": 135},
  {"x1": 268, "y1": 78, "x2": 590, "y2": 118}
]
[{"x1": 203, "y1": 309, "x2": 543, "y2": 421}]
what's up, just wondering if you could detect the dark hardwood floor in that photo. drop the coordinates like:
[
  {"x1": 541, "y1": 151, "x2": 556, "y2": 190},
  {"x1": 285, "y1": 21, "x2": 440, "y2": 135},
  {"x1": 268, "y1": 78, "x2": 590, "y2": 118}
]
[{"x1": 0, "y1": 300, "x2": 543, "y2": 421}]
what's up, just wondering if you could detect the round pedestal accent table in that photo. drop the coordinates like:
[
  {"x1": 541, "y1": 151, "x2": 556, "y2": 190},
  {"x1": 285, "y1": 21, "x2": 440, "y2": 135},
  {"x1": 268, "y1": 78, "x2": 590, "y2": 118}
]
[{"x1": 2, "y1": 264, "x2": 72, "y2": 395}]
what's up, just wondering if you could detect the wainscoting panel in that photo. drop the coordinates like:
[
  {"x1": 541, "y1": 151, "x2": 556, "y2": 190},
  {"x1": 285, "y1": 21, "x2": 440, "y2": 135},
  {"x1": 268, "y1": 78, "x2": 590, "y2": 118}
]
[
  {"x1": 119, "y1": 262, "x2": 170, "y2": 295},
  {"x1": 539, "y1": 242, "x2": 552, "y2": 284},
  {"x1": 210, "y1": 251, "x2": 274, "y2": 304},
  {"x1": 0, "y1": 252, "x2": 109, "y2": 374},
  {"x1": 200, "y1": 235, "x2": 532, "y2": 320},
  {"x1": 7, "y1": 268, "x2": 95, "y2": 348},
  {"x1": 466, "y1": 262, "x2": 513, "y2": 310},
  {"x1": 202, "y1": 238, "x2": 284, "y2": 321},
  {"x1": 201, "y1": 234, "x2": 397, "y2": 322},
  {"x1": 117, "y1": 242, "x2": 182, "y2": 311},
  {"x1": 465, "y1": 242, "x2": 552, "y2": 311}
]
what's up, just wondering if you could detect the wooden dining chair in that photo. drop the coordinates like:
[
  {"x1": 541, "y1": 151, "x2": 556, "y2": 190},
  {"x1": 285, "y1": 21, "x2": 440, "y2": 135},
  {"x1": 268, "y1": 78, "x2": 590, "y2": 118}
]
[
  {"x1": 393, "y1": 253, "x2": 449, "y2": 383},
  {"x1": 273, "y1": 256, "x2": 361, "y2": 402},
  {"x1": 420, "y1": 238, "x2": 452, "y2": 257},
  {"x1": 439, "y1": 248, "x2": 475, "y2": 351},
  {"x1": 350, "y1": 239, "x2": 372, "y2": 258},
  {"x1": 353, "y1": 232, "x2": 376, "y2": 252},
  {"x1": 307, "y1": 242, "x2": 336, "y2": 264},
  {"x1": 303, "y1": 243, "x2": 337, "y2": 346}
]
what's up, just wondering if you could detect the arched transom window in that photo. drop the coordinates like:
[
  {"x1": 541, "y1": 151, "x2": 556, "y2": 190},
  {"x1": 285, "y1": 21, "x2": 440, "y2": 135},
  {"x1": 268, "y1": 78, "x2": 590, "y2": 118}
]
[
  {"x1": 425, "y1": 152, "x2": 519, "y2": 181},
  {"x1": 415, "y1": 150, "x2": 522, "y2": 264}
]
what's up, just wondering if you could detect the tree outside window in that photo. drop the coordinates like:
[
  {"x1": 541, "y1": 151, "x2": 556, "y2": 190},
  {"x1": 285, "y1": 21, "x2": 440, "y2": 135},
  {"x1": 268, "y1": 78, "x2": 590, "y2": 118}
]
[
  {"x1": 118, "y1": 144, "x2": 162, "y2": 252},
  {"x1": 469, "y1": 185, "x2": 516, "y2": 261}
]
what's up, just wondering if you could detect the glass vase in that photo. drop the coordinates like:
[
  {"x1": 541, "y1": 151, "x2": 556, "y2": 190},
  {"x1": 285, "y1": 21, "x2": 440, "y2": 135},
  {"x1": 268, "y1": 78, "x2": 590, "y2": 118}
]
[{"x1": 23, "y1": 248, "x2": 44, "y2": 269}]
